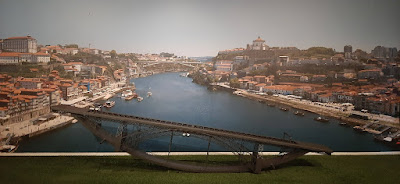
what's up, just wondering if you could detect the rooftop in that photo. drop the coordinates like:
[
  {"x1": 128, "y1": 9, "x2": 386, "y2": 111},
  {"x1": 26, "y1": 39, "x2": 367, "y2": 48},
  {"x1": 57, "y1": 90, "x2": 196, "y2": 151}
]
[{"x1": 5, "y1": 35, "x2": 35, "y2": 40}]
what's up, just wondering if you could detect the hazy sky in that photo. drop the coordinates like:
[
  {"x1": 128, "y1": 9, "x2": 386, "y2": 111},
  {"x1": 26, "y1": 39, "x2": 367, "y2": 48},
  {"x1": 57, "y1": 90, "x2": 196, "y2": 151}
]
[{"x1": 1, "y1": 0, "x2": 399, "y2": 56}]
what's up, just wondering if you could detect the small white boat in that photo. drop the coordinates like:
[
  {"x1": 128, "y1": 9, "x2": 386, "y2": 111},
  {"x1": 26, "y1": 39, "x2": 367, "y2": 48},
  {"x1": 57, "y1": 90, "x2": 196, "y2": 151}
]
[
  {"x1": 383, "y1": 137, "x2": 393, "y2": 142},
  {"x1": 137, "y1": 97, "x2": 143, "y2": 102},
  {"x1": 72, "y1": 119, "x2": 78, "y2": 124},
  {"x1": 147, "y1": 92, "x2": 152, "y2": 97},
  {"x1": 179, "y1": 72, "x2": 189, "y2": 77}
]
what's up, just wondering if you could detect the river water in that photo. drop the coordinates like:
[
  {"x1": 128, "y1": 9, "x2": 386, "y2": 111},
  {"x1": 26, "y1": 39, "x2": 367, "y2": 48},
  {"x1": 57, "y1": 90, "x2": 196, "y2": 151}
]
[{"x1": 17, "y1": 72, "x2": 397, "y2": 152}]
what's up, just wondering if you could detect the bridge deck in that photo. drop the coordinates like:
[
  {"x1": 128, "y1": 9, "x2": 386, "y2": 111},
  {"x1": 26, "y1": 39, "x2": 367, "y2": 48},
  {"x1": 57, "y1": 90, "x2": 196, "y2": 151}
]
[{"x1": 52, "y1": 105, "x2": 332, "y2": 154}]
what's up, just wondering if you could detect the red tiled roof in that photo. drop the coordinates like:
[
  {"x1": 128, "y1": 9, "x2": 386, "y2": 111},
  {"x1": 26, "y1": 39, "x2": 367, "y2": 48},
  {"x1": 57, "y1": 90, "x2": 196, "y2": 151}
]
[
  {"x1": 33, "y1": 52, "x2": 49, "y2": 56},
  {"x1": 6, "y1": 36, "x2": 35, "y2": 40},
  {"x1": 0, "y1": 52, "x2": 20, "y2": 57}
]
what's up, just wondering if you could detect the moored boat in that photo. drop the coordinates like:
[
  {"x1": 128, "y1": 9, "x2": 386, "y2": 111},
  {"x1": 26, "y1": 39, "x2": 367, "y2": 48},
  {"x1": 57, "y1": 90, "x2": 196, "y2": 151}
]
[
  {"x1": 294, "y1": 111, "x2": 305, "y2": 116},
  {"x1": 314, "y1": 116, "x2": 329, "y2": 122},
  {"x1": 137, "y1": 97, "x2": 143, "y2": 102},
  {"x1": 103, "y1": 101, "x2": 115, "y2": 108},
  {"x1": 180, "y1": 72, "x2": 189, "y2": 77},
  {"x1": 374, "y1": 135, "x2": 400, "y2": 146},
  {"x1": 125, "y1": 95, "x2": 135, "y2": 101},
  {"x1": 147, "y1": 92, "x2": 152, "y2": 97},
  {"x1": 267, "y1": 103, "x2": 275, "y2": 107},
  {"x1": 280, "y1": 107, "x2": 288, "y2": 111}
]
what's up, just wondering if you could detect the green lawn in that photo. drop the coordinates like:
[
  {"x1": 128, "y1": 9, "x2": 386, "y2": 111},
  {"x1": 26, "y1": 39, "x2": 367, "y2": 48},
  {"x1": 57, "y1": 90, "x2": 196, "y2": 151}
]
[{"x1": 0, "y1": 155, "x2": 399, "y2": 184}]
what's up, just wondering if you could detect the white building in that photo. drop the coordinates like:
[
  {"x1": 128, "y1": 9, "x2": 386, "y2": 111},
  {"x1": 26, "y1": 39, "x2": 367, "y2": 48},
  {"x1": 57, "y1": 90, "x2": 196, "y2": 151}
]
[
  {"x1": 262, "y1": 85, "x2": 297, "y2": 95},
  {"x1": 33, "y1": 53, "x2": 51, "y2": 63},
  {"x1": 214, "y1": 60, "x2": 233, "y2": 72},
  {"x1": 2, "y1": 35, "x2": 38, "y2": 53},
  {"x1": 0, "y1": 52, "x2": 50, "y2": 64},
  {"x1": 17, "y1": 78, "x2": 42, "y2": 89},
  {"x1": 247, "y1": 36, "x2": 269, "y2": 50},
  {"x1": 0, "y1": 52, "x2": 19, "y2": 64}
]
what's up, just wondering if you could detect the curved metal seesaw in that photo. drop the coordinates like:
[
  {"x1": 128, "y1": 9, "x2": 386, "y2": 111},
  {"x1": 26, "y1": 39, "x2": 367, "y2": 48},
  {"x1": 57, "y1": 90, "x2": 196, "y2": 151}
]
[{"x1": 53, "y1": 105, "x2": 332, "y2": 173}]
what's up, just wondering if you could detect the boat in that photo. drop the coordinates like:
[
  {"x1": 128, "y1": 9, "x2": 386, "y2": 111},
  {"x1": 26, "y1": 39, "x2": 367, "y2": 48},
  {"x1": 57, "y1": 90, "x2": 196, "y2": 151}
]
[
  {"x1": 353, "y1": 126, "x2": 366, "y2": 132},
  {"x1": 103, "y1": 101, "x2": 115, "y2": 108},
  {"x1": 267, "y1": 103, "x2": 275, "y2": 107},
  {"x1": 314, "y1": 116, "x2": 329, "y2": 122},
  {"x1": 279, "y1": 107, "x2": 288, "y2": 111},
  {"x1": 137, "y1": 97, "x2": 143, "y2": 102},
  {"x1": 182, "y1": 133, "x2": 190, "y2": 137},
  {"x1": 72, "y1": 119, "x2": 78, "y2": 124},
  {"x1": 180, "y1": 72, "x2": 189, "y2": 77},
  {"x1": 147, "y1": 92, "x2": 152, "y2": 97},
  {"x1": 125, "y1": 95, "x2": 135, "y2": 101},
  {"x1": 294, "y1": 111, "x2": 305, "y2": 116},
  {"x1": 374, "y1": 135, "x2": 400, "y2": 146},
  {"x1": 339, "y1": 122, "x2": 348, "y2": 126},
  {"x1": 121, "y1": 90, "x2": 133, "y2": 98},
  {"x1": 90, "y1": 106, "x2": 101, "y2": 111}
]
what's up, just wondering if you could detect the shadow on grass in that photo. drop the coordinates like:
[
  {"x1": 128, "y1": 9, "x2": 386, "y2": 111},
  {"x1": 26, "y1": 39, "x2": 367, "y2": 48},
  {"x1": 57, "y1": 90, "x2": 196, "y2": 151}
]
[
  {"x1": 92, "y1": 156, "x2": 320, "y2": 173},
  {"x1": 276, "y1": 158, "x2": 319, "y2": 168}
]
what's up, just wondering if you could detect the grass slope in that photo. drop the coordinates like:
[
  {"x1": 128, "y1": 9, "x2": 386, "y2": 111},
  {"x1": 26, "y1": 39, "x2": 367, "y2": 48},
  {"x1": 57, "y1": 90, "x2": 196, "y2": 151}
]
[{"x1": 0, "y1": 155, "x2": 399, "y2": 184}]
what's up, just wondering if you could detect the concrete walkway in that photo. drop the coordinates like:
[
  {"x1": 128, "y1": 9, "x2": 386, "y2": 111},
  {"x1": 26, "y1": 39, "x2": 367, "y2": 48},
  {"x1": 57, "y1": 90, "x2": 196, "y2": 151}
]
[
  {"x1": 1, "y1": 151, "x2": 400, "y2": 156},
  {"x1": 0, "y1": 115, "x2": 74, "y2": 139}
]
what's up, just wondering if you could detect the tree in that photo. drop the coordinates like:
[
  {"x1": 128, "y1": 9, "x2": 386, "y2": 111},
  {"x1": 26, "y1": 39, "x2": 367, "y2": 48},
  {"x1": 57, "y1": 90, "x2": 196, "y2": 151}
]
[
  {"x1": 65, "y1": 44, "x2": 79, "y2": 48},
  {"x1": 110, "y1": 50, "x2": 117, "y2": 59},
  {"x1": 229, "y1": 78, "x2": 240, "y2": 88},
  {"x1": 354, "y1": 49, "x2": 368, "y2": 60},
  {"x1": 304, "y1": 47, "x2": 335, "y2": 57}
]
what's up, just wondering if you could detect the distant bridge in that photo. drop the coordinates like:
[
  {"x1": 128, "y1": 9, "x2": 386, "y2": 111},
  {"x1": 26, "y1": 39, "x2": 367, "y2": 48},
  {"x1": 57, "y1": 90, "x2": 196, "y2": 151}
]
[
  {"x1": 52, "y1": 105, "x2": 332, "y2": 173},
  {"x1": 136, "y1": 60, "x2": 204, "y2": 64},
  {"x1": 137, "y1": 61, "x2": 212, "y2": 68}
]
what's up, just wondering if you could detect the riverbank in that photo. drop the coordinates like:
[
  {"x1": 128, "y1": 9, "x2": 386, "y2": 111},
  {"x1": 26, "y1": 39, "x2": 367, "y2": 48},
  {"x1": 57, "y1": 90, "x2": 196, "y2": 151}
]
[
  {"x1": 0, "y1": 115, "x2": 75, "y2": 139},
  {"x1": 0, "y1": 114, "x2": 76, "y2": 152},
  {"x1": 1, "y1": 155, "x2": 399, "y2": 183},
  {"x1": 238, "y1": 90, "x2": 399, "y2": 128}
]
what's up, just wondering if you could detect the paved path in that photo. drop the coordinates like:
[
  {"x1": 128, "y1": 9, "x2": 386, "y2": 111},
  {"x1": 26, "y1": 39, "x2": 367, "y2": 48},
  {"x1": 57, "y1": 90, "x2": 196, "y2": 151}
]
[{"x1": 0, "y1": 115, "x2": 74, "y2": 139}]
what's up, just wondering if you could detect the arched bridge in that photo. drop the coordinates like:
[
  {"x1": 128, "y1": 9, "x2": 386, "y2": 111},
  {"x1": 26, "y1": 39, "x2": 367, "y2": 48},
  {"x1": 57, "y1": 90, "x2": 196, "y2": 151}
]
[{"x1": 52, "y1": 105, "x2": 332, "y2": 173}]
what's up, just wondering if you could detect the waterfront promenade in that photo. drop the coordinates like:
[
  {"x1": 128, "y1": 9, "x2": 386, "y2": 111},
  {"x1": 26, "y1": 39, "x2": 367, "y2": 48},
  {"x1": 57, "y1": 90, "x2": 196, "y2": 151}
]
[
  {"x1": 0, "y1": 115, "x2": 75, "y2": 140},
  {"x1": 211, "y1": 82, "x2": 399, "y2": 127},
  {"x1": 240, "y1": 90, "x2": 399, "y2": 127}
]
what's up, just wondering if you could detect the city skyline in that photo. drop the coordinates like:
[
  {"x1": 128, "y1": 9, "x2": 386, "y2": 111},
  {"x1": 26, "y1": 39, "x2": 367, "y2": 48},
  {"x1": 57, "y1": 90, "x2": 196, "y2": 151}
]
[{"x1": 1, "y1": 0, "x2": 399, "y2": 56}]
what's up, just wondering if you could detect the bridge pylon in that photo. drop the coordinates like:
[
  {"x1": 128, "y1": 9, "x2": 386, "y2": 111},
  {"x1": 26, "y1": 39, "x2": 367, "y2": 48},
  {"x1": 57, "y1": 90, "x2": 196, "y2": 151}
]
[{"x1": 115, "y1": 124, "x2": 128, "y2": 151}]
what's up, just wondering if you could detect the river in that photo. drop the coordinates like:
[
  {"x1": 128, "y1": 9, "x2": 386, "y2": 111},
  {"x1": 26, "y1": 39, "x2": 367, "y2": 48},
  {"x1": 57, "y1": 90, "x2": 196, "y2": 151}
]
[{"x1": 17, "y1": 72, "x2": 397, "y2": 152}]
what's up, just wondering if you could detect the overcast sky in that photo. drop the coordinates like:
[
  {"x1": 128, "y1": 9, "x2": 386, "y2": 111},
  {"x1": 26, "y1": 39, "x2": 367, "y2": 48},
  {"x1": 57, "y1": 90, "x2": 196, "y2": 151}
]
[{"x1": 1, "y1": 0, "x2": 399, "y2": 57}]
